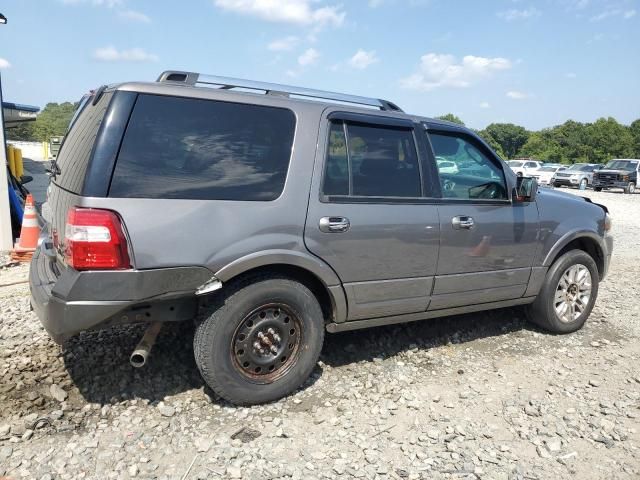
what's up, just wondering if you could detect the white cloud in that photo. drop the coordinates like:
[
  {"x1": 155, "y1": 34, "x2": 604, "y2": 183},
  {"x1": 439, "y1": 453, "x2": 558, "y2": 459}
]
[
  {"x1": 267, "y1": 36, "x2": 299, "y2": 52},
  {"x1": 506, "y1": 90, "x2": 530, "y2": 100},
  {"x1": 591, "y1": 8, "x2": 636, "y2": 21},
  {"x1": 479, "y1": 101, "x2": 490, "y2": 108},
  {"x1": 0, "y1": 58, "x2": 11, "y2": 69},
  {"x1": 298, "y1": 48, "x2": 320, "y2": 66},
  {"x1": 118, "y1": 9, "x2": 151, "y2": 23},
  {"x1": 61, "y1": 0, "x2": 123, "y2": 7},
  {"x1": 497, "y1": 7, "x2": 541, "y2": 21},
  {"x1": 348, "y1": 49, "x2": 379, "y2": 69},
  {"x1": 93, "y1": 46, "x2": 158, "y2": 62},
  {"x1": 400, "y1": 53, "x2": 512, "y2": 91},
  {"x1": 213, "y1": 0, "x2": 345, "y2": 27}
]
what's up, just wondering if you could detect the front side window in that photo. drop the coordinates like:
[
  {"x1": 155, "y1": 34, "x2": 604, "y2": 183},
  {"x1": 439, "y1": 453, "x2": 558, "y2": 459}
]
[
  {"x1": 322, "y1": 121, "x2": 422, "y2": 198},
  {"x1": 429, "y1": 132, "x2": 508, "y2": 200},
  {"x1": 110, "y1": 94, "x2": 296, "y2": 200}
]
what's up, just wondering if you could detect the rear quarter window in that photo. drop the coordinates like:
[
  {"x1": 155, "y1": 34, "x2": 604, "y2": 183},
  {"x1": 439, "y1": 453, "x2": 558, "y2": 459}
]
[
  {"x1": 109, "y1": 94, "x2": 296, "y2": 201},
  {"x1": 53, "y1": 92, "x2": 113, "y2": 194}
]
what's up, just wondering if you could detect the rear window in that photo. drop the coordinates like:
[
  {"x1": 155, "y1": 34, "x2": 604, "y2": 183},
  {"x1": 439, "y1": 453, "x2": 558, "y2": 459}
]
[
  {"x1": 53, "y1": 91, "x2": 113, "y2": 194},
  {"x1": 109, "y1": 94, "x2": 296, "y2": 201}
]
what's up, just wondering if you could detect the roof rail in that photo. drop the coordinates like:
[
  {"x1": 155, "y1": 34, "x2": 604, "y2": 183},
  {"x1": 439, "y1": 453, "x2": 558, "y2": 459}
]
[{"x1": 156, "y1": 70, "x2": 403, "y2": 112}]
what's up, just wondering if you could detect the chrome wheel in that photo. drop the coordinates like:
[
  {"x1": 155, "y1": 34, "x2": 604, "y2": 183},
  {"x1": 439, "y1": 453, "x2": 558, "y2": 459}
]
[
  {"x1": 554, "y1": 264, "x2": 592, "y2": 323},
  {"x1": 231, "y1": 303, "x2": 302, "y2": 384}
]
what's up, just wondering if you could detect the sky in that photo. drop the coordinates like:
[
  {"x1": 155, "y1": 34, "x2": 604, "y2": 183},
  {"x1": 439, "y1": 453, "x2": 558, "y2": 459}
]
[{"x1": 0, "y1": 0, "x2": 638, "y2": 130}]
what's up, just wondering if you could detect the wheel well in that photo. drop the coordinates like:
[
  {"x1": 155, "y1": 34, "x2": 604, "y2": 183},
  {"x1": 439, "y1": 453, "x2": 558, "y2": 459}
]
[
  {"x1": 552, "y1": 237, "x2": 605, "y2": 278},
  {"x1": 224, "y1": 264, "x2": 336, "y2": 323}
]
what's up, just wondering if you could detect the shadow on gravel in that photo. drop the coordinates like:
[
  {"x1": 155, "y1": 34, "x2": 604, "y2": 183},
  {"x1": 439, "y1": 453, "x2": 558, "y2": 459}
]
[
  {"x1": 61, "y1": 307, "x2": 530, "y2": 406},
  {"x1": 63, "y1": 322, "x2": 205, "y2": 405},
  {"x1": 321, "y1": 307, "x2": 531, "y2": 368}
]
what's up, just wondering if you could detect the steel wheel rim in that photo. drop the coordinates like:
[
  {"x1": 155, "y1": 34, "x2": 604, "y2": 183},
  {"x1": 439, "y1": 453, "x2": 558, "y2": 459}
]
[
  {"x1": 554, "y1": 264, "x2": 592, "y2": 323},
  {"x1": 231, "y1": 303, "x2": 302, "y2": 384},
  {"x1": 630, "y1": 184, "x2": 636, "y2": 193},
  {"x1": 580, "y1": 179, "x2": 587, "y2": 188}
]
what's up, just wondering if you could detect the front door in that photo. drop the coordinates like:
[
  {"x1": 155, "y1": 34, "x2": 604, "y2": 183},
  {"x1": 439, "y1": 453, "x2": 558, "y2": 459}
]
[
  {"x1": 305, "y1": 113, "x2": 440, "y2": 320},
  {"x1": 426, "y1": 128, "x2": 539, "y2": 310}
]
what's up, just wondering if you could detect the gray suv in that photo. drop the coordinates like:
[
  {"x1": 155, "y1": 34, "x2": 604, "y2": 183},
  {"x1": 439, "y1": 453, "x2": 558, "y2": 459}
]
[{"x1": 30, "y1": 71, "x2": 613, "y2": 405}]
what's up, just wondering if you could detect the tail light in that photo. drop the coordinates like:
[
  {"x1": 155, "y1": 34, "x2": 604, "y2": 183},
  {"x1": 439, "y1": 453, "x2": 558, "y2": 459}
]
[{"x1": 64, "y1": 207, "x2": 131, "y2": 270}]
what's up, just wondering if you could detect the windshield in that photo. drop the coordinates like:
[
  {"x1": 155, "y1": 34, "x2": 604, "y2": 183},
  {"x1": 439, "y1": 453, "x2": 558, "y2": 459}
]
[
  {"x1": 567, "y1": 164, "x2": 592, "y2": 172},
  {"x1": 604, "y1": 160, "x2": 638, "y2": 171},
  {"x1": 508, "y1": 161, "x2": 523, "y2": 167}
]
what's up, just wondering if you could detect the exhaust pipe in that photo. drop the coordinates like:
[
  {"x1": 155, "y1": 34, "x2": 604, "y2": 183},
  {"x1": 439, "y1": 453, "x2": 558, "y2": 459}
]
[{"x1": 130, "y1": 322, "x2": 162, "y2": 368}]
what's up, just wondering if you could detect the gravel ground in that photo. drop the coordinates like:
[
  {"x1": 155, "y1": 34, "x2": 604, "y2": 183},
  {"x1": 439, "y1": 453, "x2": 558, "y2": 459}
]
[{"x1": 1, "y1": 189, "x2": 639, "y2": 480}]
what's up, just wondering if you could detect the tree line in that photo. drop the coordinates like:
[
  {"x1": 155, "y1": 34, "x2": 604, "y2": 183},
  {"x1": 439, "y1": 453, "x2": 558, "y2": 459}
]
[
  {"x1": 437, "y1": 113, "x2": 640, "y2": 164},
  {"x1": 8, "y1": 102, "x2": 640, "y2": 164},
  {"x1": 8, "y1": 102, "x2": 78, "y2": 143}
]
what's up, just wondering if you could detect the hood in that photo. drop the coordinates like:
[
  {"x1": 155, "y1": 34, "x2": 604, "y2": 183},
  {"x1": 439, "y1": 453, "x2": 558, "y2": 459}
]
[
  {"x1": 596, "y1": 169, "x2": 631, "y2": 175},
  {"x1": 536, "y1": 186, "x2": 608, "y2": 213}
]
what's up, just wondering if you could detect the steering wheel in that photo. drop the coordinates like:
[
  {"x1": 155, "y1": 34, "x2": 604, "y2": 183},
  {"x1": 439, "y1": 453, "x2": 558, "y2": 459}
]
[{"x1": 442, "y1": 179, "x2": 456, "y2": 196}]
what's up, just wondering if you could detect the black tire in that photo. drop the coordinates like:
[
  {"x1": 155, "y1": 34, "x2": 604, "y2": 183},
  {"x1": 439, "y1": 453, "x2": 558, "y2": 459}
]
[
  {"x1": 526, "y1": 249, "x2": 599, "y2": 334},
  {"x1": 624, "y1": 182, "x2": 636, "y2": 194},
  {"x1": 194, "y1": 275, "x2": 324, "y2": 405},
  {"x1": 553, "y1": 183, "x2": 561, "y2": 188},
  {"x1": 594, "y1": 187, "x2": 602, "y2": 192}
]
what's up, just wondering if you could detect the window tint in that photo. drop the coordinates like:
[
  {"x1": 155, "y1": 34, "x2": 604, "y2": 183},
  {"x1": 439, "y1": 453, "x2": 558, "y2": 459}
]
[
  {"x1": 53, "y1": 91, "x2": 113, "y2": 194},
  {"x1": 322, "y1": 121, "x2": 421, "y2": 198},
  {"x1": 323, "y1": 122, "x2": 349, "y2": 196},
  {"x1": 429, "y1": 133, "x2": 507, "y2": 200},
  {"x1": 110, "y1": 94, "x2": 296, "y2": 200},
  {"x1": 525, "y1": 162, "x2": 537, "y2": 168}
]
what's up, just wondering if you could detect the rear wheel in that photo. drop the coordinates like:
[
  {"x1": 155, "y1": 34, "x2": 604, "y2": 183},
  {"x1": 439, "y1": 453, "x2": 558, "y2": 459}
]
[
  {"x1": 194, "y1": 275, "x2": 324, "y2": 405},
  {"x1": 526, "y1": 250, "x2": 599, "y2": 333},
  {"x1": 624, "y1": 182, "x2": 636, "y2": 194}
]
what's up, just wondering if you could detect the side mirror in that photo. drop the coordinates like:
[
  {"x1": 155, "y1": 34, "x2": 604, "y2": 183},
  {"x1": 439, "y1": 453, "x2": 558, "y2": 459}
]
[{"x1": 514, "y1": 176, "x2": 538, "y2": 202}]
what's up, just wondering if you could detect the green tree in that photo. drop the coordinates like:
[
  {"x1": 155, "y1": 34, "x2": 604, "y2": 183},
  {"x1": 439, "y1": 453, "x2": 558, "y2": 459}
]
[
  {"x1": 585, "y1": 117, "x2": 634, "y2": 163},
  {"x1": 629, "y1": 119, "x2": 640, "y2": 158},
  {"x1": 6, "y1": 102, "x2": 77, "y2": 142},
  {"x1": 480, "y1": 123, "x2": 529, "y2": 159},
  {"x1": 436, "y1": 113, "x2": 465, "y2": 126}
]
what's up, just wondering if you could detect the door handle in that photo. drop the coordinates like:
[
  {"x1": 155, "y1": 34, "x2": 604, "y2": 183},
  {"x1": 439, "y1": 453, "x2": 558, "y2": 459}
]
[
  {"x1": 452, "y1": 215, "x2": 474, "y2": 230},
  {"x1": 319, "y1": 216, "x2": 350, "y2": 233}
]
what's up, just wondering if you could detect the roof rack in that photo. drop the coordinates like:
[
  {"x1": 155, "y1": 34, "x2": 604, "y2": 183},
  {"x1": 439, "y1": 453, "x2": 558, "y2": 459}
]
[{"x1": 156, "y1": 70, "x2": 403, "y2": 112}]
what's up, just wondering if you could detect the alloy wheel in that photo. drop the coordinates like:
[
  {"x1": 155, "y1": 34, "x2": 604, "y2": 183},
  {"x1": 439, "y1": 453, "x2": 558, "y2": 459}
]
[{"x1": 554, "y1": 264, "x2": 592, "y2": 323}]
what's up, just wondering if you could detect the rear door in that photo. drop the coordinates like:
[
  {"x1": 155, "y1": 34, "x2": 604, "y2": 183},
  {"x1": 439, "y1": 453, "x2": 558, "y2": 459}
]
[
  {"x1": 304, "y1": 112, "x2": 440, "y2": 320},
  {"x1": 424, "y1": 126, "x2": 539, "y2": 310}
]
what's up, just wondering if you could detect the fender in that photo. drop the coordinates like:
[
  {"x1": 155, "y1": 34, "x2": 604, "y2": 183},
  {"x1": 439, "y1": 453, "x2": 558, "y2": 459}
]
[
  {"x1": 214, "y1": 249, "x2": 348, "y2": 323},
  {"x1": 542, "y1": 229, "x2": 605, "y2": 267}
]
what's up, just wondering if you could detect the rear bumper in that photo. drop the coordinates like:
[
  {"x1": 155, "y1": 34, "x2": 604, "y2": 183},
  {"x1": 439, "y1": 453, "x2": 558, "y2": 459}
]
[{"x1": 29, "y1": 246, "x2": 214, "y2": 344}]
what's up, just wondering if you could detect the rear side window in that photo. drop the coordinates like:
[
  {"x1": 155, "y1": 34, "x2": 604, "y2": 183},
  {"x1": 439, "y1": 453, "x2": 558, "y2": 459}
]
[
  {"x1": 322, "y1": 121, "x2": 422, "y2": 198},
  {"x1": 109, "y1": 94, "x2": 296, "y2": 201},
  {"x1": 53, "y1": 91, "x2": 113, "y2": 194}
]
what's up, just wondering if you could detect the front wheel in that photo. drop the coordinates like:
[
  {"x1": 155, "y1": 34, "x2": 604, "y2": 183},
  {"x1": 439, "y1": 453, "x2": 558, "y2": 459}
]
[
  {"x1": 624, "y1": 182, "x2": 636, "y2": 194},
  {"x1": 194, "y1": 276, "x2": 325, "y2": 405},
  {"x1": 594, "y1": 187, "x2": 602, "y2": 192},
  {"x1": 526, "y1": 250, "x2": 599, "y2": 333},
  {"x1": 579, "y1": 178, "x2": 588, "y2": 190}
]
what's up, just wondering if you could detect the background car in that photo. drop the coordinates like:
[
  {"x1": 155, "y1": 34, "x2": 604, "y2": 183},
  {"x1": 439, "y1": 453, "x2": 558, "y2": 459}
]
[
  {"x1": 531, "y1": 165, "x2": 566, "y2": 186},
  {"x1": 436, "y1": 157, "x2": 459, "y2": 174},
  {"x1": 593, "y1": 159, "x2": 639, "y2": 194},
  {"x1": 553, "y1": 163, "x2": 602, "y2": 189},
  {"x1": 507, "y1": 160, "x2": 543, "y2": 176}
]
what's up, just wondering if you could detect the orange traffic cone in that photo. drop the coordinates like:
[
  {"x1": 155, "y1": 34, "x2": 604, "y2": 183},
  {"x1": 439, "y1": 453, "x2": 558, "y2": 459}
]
[{"x1": 11, "y1": 194, "x2": 40, "y2": 262}]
